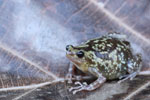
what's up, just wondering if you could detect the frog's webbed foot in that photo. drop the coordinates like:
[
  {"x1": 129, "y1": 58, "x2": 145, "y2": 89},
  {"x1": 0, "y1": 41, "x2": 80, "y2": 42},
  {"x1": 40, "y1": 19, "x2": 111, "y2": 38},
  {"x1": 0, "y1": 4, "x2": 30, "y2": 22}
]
[
  {"x1": 118, "y1": 72, "x2": 138, "y2": 83},
  {"x1": 69, "y1": 81, "x2": 88, "y2": 94}
]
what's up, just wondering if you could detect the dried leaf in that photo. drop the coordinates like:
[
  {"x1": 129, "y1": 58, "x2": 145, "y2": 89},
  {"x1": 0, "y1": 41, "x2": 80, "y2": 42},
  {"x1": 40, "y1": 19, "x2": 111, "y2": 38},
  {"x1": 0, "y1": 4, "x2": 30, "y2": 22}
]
[{"x1": 0, "y1": 0, "x2": 150, "y2": 100}]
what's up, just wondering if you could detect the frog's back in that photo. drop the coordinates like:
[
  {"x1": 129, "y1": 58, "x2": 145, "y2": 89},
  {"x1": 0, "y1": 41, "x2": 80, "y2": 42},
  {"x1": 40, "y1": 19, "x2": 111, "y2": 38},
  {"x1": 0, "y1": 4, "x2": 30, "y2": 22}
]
[
  {"x1": 85, "y1": 36, "x2": 130, "y2": 52},
  {"x1": 85, "y1": 36, "x2": 133, "y2": 79}
]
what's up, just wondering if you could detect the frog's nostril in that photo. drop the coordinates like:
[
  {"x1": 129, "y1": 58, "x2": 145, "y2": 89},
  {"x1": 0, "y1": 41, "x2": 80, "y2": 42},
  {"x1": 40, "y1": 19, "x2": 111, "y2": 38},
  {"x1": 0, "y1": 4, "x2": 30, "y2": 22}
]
[
  {"x1": 66, "y1": 45, "x2": 70, "y2": 51},
  {"x1": 66, "y1": 45, "x2": 73, "y2": 51}
]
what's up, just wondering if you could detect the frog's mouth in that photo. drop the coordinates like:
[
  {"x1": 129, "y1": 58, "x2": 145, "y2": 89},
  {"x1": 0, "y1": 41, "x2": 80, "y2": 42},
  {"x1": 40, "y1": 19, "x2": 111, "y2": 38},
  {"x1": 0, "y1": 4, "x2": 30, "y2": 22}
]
[{"x1": 66, "y1": 52, "x2": 84, "y2": 67}]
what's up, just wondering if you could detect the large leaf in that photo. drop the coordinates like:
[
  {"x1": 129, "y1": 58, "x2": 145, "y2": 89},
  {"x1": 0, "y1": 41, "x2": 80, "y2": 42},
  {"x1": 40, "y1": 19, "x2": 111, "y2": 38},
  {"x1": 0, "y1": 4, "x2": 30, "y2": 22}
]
[{"x1": 0, "y1": 0, "x2": 150, "y2": 100}]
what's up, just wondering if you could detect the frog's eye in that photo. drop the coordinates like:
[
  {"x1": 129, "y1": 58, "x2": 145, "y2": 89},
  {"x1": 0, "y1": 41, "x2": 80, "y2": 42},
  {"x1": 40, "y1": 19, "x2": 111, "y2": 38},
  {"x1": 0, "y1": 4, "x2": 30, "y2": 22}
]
[{"x1": 76, "y1": 51, "x2": 84, "y2": 58}]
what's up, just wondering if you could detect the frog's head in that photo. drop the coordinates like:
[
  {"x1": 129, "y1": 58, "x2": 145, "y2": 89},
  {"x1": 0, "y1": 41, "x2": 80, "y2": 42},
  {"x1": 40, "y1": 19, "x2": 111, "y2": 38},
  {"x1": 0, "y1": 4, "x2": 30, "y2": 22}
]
[{"x1": 66, "y1": 45, "x2": 96, "y2": 72}]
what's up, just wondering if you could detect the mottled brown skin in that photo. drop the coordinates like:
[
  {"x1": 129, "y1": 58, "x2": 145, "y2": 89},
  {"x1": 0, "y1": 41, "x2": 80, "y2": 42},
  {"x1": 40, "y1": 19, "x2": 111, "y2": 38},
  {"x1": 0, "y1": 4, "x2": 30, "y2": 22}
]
[{"x1": 66, "y1": 33, "x2": 142, "y2": 94}]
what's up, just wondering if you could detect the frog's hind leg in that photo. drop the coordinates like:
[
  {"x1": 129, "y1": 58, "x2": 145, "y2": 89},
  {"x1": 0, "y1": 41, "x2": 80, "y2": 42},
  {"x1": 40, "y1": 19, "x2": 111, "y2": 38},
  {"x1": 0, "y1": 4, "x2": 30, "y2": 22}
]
[
  {"x1": 118, "y1": 72, "x2": 138, "y2": 83},
  {"x1": 108, "y1": 32, "x2": 127, "y2": 39},
  {"x1": 118, "y1": 54, "x2": 142, "y2": 83}
]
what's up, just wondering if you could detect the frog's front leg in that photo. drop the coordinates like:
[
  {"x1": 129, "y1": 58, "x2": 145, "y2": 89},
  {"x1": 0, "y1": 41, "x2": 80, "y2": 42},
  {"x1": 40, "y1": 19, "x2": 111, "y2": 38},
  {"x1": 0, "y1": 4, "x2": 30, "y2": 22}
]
[
  {"x1": 66, "y1": 63, "x2": 93, "y2": 83},
  {"x1": 69, "y1": 67, "x2": 106, "y2": 94}
]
